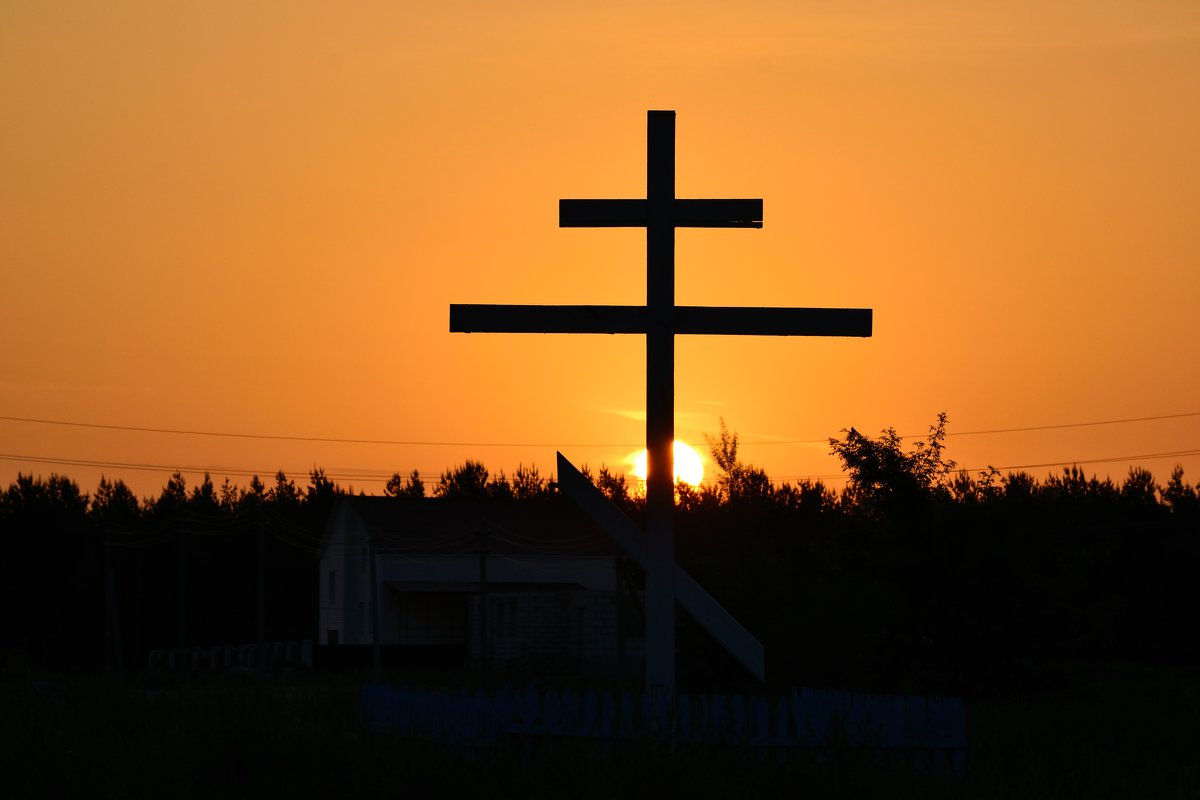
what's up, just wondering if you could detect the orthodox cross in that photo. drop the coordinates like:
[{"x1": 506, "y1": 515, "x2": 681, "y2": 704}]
[{"x1": 450, "y1": 110, "x2": 872, "y2": 696}]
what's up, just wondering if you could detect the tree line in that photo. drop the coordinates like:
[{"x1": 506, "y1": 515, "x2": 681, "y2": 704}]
[{"x1": 1, "y1": 414, "x2": 1197, "y2": 693}]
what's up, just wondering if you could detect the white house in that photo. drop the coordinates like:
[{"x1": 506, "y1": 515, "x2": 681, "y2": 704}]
[{"x1": 319, "y1": 496, "x2": 641, "y2": 672}]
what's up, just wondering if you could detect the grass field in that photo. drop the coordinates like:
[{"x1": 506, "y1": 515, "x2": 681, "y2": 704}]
[{"x1": 4, "y1": 664, "x2": 1196, "y2": 799}]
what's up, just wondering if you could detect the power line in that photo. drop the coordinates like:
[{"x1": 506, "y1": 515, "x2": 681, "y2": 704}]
[
  {"x1": 991, "y1": 448, "x2": 1200, "y2": 472},
  {"x1": 767, "y1": 449, "x2": 1200, "y2": 482},
  {"x1": 3, "y1": 410, "x2": 1200, "y2": 448},
  {"x1": 758, "y1": 411, "x2": 1200, "y2": 444},
  {"x1": 4, "y1": 447, "x2": 1198, "y2": 488},
  {"x1": 0, "y1": 453, "x2": 418, "y2": 484},
  {"x1": 910, "y1": 411, "x2": 1200, "y2": 439},
  {"x1": 0, "y1": 415, "x2": 639, "y2": 448}
]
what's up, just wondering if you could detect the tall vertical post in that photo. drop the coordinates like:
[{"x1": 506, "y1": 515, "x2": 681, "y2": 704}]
[{"x1": 645, "y1": 110, "x2": 676, "y2": 696}]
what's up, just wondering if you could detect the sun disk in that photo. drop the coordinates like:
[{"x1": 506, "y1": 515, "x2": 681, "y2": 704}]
[{"x1": 632, "y1": 440, "x2": 704, "y2": 487}]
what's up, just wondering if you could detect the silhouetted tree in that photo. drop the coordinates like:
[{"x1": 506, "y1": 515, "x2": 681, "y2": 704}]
[
  {"x1": 673, "y1": 479, "x2": 720, "y2": 513},
  {"x1": 247, "y1": 474, "x2": 266, "y2": 500},
  {"x1": 596, "y1": 465, "x2": 633, "y2": 507},
  {"x1": 512, "y1": 464, "x2": 546, "y2": 501},
  {"x1": 1122, "y1": 466, "x2": 1160, "y2": 509},
  {"x1": 774, "y1": 479, "x2": 837, "y2": 516},
  {"x1": 406, "y1": 469, "x2": 425, "y2": 499},
  {"x1": 268, "y1": 470, "x2": 301, "y2": 508},
  {"x1": 487, "y1": 471, "x2": 513, "y2": 500},
  {"x1": 385, "y1": 469, "x2": 425, "y2": 499},
  {"x1": 305, "y1": 468, "x2": 338, "y2": 502},
  {"x1": 1003, "y1": 470, "x2": 1037, "y2": 504},
  {"x1": 151, "y1": 471, "x2": 188, "y2": 518},
  {"x1": 90, "y1": 476, "x2": 140, "y2": 526},
  {"x1": 828, "y1": 412, "x2": 956, "y2": 517},
  {"x1": 1162, "y1": 466, "x2": 1197, "y2": 514},
  {"x1": 1044, "y1": 465, "x2": 1116, "y2": 500},
  {"x1": 705, "y1": 418, "x2": 773, "y2": 504},
  {"x1": 217, "y1": 477, "x2": 241, "y2": 512},
  {"x1": 303, "y1": 468, "x2": 343, "y2": 524},
  {"x1": 435, "y1": 460, "x2": 489, "y2": 499},
  {"x1": 1, "y1": 473, "x2": 89, "y2": 518},
  {"x1": 189, "y1": 473, "x2": 221, "y2": 519},
  {"x1": 1, "y1": 474, "x2": 96, "y2": 670}
]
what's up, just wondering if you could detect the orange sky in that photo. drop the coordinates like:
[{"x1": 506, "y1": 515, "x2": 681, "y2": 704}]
[{"x1": 3, "y1": 1, "x2": 1199, "y2": 498}]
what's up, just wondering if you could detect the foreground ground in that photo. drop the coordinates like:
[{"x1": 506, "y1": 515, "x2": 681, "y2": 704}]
[{"x1": 4, "y1": 664, "x2": 1196, "y2": 799}]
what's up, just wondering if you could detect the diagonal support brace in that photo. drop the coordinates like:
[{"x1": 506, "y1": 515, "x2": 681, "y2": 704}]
[{"x1": 556, "y1": 452, "x2": 765, "y2": 682}]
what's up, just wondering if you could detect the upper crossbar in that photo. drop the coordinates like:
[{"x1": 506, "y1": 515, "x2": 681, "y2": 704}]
[{"x1": 559, "y1": 199, "x2": 763, "y2": 228}]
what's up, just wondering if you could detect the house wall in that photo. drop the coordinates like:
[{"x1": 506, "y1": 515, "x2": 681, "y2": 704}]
[
  {"x1": 345, "y1": 525, "x2": 370, "y2": 644},
  {"x1": 376, "y1": 555, "x2": 616, "y2": 589},
  {"x1": 466, "y1": 590, "x2": 623, "y2": 667},
  {"x1": 317, "y1": 505, "x2": 347, "y2": 645},
  {"x1": 319, "y1": 502, "x2": 623, "y2": 658},
  {"x1": 392, "y1": 592, "x2": 468, "y2": 646},
  {"x1": 318, "y1": 504, "x2": 374, "y2": 645},
  {"x1": 373, "y1": 554, "x2": 616, "y2": 647}
]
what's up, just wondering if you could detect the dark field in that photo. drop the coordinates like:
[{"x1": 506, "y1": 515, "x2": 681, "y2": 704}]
[{"x1": 5, "y1": 664, "x2": 1196, "y2": 799}]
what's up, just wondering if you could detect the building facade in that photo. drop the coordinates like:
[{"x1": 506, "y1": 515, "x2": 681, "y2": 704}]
[{"x1": 319, "y1": 496, "x2": 642, "y2": 674}]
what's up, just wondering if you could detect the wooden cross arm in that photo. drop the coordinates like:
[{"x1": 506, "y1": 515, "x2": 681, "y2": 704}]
[
  {"x1": 676, "y1": 306, "x2": 872, "y2": 337},
  {"x1": 450, "y1": 304, "x2": 872, "y2": 337},
  {"x1": 673, "y1": 199, "x2": 763, "y2": 228},
  {"x1": 559, "y1": 199, "x2": 647, "y2": 227},
  {"x1": 451, "y1": 304, "x2": 647, "y2": 334},
  {"x1": 559, "y1": 199, "x2": 763, "y2": 228}
]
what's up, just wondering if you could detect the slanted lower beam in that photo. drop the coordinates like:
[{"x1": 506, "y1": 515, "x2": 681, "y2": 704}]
[
  {"x1": 673, "y1": 569, "x2": 765, "y2": 682},
  {"x1": 556, "y1": 452, "x2": 766, "y2": 683},
  {"x1": 556, "y1": 453, "x2": 645, "y2": 564}
]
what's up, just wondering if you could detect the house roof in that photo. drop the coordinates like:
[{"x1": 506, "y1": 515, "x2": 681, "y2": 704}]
[{"x1": 334, "y1": 495, "x2": 622, "y2": 558}]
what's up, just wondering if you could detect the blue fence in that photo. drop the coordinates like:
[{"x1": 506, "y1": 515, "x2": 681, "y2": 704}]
[{"x1": 361, "y1": 684, "x2": 966, "y2": 772}]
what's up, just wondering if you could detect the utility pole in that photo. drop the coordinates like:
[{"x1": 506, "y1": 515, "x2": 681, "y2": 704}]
[
  {"x1": 104, "y1": 523, "x2": 113, "y2": 673},
  {"x1": 176, "y1": 521, "x2": 186, "y2": 655},
  {"x1": 477, "y1": 527, "x2": 490, "y2": 679},
  {"x1": 257, "y1": 507, "x2": 266, "y2": 677},
  {"x1": 103, "y1": 524, "x2": 123, "y2": 673},
  {"x1": 370, "y1": 537, "x2": 381, "y2": 679}
]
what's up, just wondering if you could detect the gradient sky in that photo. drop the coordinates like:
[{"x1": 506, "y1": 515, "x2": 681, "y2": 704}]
[{"x1": 3, "y1": 1, "x2": 1199, "y2": 498}]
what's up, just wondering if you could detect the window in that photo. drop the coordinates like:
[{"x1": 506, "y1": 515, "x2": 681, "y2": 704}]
[{"x1": 328, "y1": 570, "x2": 336, "y2": 604}]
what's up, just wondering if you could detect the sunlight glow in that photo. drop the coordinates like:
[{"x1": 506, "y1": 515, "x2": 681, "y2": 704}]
[{"x1": 632, "y1": 440, "x2": 704, "y2": 487}]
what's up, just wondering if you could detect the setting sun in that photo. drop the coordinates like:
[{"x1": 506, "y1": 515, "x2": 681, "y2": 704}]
[{"x1": 632, "y1": 440, "x2": 705, "y2": 487}]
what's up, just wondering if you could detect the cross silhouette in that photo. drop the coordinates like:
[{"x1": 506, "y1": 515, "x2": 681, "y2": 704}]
[{"x1": 451, "y1": 110, "x2": 871, "y2": 694}]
